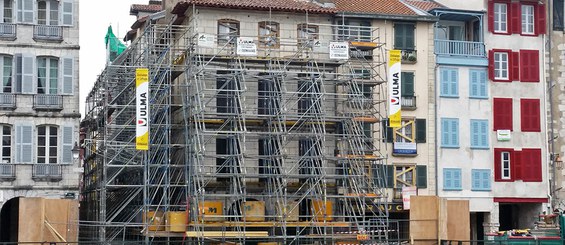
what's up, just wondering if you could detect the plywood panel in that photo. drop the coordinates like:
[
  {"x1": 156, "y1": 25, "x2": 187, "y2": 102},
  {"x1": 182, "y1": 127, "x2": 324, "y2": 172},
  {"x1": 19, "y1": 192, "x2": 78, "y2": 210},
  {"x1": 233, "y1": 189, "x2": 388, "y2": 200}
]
[
  {"x1": 410, "y1": 196, "x2": 438, "y2": 241},
  {"x1": 446, "y1": 200, "x2": 470, "y2": 241},
  {"x1": 18, "y1": 198, "x2": 45, "y2": 243}
]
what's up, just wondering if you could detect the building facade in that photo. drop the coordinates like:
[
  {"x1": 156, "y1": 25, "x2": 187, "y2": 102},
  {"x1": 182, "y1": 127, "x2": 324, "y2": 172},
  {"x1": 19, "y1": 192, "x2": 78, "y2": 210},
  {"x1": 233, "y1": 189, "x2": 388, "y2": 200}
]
[{"x1": 0, "y1": 0, "x2": 80, "y2": 213}]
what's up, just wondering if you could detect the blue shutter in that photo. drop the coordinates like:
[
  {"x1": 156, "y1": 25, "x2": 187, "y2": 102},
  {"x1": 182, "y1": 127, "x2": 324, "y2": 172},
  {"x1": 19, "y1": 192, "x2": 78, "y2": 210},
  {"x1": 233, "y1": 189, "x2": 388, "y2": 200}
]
[
  {"x1": 471, "y1": 120, "x2": 479, "y2": 147},
  {"x1": 450, "y1": 69, "x2": 458, "y2": 97},
  {"x1": 453, "y1": 169, "x2": 461, "y2": 189},
  {"x1": 470, "y1": 70, "x2": 479, "y2": 97},
  {"x1": 482, "y1": 170, "x2": 491, "y2": 190},
  {"x1": 480, "y1": 120, "x2": 488, "y2": 148},
  {"x1": 440, "y1": 69, "x2": 449, "y2": 96},
  {"x1": 479, "y1": 70, "x2": 488, "y2": 97},
  {"x1": 471, "y1": 170, "x2": 481, "y2": 190},
  {"x1": 443, "y1": 169, "x2": 452, "y2": 190},
  {"x1": 16, "y1": 123, "x2": 32, "y2": 164},
  {"x1": 451, "y1": 119, "x2": 459, "y2": 147},
  {"x1": 62, "y1": 0, "x2": 74, "y2": 26},
  {"x1": 441, "y1": 119, "x2": 449, "y2": 147}
]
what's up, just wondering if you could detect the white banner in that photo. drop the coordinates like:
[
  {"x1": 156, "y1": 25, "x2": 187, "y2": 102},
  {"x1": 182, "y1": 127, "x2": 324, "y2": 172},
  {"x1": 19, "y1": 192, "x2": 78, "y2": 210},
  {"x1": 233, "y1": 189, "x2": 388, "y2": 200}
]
[
  {"x1": 197, "y1": 33, "x2": 214, "y2": 48},
  {"x1": 329, "y1": 42, "x2": 349, "y2": 60},
  {"x1": 136, "y1": 68, "x2": 149, "y2": 151},
  {"x1": 402, "y1": 186, "x2": 418, "y2": 210},
  {"x1": 236, "y1": 37, "x2": 257, "y2": 56},
  {"x1": 389, "y1": 50, "x2": 402, "y2": 128}
]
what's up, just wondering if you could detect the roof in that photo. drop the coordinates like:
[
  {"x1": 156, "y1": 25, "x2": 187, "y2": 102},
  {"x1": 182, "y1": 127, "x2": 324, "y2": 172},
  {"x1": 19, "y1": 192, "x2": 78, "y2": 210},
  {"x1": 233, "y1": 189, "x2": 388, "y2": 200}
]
[
  {"x1": 171, "y1": 0, "x2": 336, "y2": 15},
  {"x1": 130, "y1": 4, "x2": 162, "y2": 15},
  {"x1": 333, "y1": 0, "x2": 418, "y2": 16},
  {"x1": 403, "y1": 0, "x2": 443, "y2": 12}
]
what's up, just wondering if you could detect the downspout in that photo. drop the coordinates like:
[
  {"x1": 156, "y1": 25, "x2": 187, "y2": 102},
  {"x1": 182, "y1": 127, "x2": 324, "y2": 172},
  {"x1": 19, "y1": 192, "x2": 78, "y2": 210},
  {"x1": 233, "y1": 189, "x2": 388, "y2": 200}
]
[
  {"x1": 433, "y1": 15, "x2": 440, "y2": 197},
  {"x1": 548, "y1": 0, "x2": 557, "y2": 210}
]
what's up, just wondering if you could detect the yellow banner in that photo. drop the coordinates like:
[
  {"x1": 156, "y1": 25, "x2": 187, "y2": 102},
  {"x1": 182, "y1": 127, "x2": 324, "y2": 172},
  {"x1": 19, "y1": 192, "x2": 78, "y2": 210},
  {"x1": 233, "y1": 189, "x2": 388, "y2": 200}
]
[
  {"x1": 389, "y1": 50, "x2": 401, "y2": 128},
  {"x1": 136, "y1": 68, "x2": 149, "y2": 151}
]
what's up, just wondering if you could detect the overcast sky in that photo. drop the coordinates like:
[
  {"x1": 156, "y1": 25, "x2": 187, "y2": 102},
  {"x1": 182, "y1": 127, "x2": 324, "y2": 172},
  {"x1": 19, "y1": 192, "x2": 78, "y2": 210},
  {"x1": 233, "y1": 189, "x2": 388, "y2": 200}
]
[{"x1": 79, "y1": 0, "x2": 148, "y2": 116}]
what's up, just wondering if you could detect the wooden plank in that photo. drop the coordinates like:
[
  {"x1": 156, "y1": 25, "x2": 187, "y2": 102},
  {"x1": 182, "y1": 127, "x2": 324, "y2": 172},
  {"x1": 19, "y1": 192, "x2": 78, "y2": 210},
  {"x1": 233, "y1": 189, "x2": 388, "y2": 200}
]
[
  {"x1": 410, "y1": 196, "x2": 439, "y2": 241},
  {"x1": 185, "y1": 231, "x2": 269, "y2": 238},
  {"x1": 18, "y1": 198, "x2": 44, "y2": 243},
  {"x1": 446, "y1": 200, "x2": 470, "y2": 241}
]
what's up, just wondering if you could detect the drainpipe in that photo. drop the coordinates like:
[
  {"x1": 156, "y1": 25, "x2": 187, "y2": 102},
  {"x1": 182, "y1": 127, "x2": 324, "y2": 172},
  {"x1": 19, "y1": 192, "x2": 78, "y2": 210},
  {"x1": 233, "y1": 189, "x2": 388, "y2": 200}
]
[{"x1": 547, "y1": 0, "x2": 557, "y2": 210}]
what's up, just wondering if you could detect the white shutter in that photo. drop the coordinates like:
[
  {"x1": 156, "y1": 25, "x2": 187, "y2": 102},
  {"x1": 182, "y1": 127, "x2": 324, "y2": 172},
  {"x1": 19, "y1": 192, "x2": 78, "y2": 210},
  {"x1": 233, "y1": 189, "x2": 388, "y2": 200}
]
[
  {"x1": 61, "y1": 57, "x2": 73, "y2": 95},
  {"x1": 61, "y1": 125, "x2": 73, "y2": 164},
  {"x1": 16, "y1": 123, "x2": 32, "y2": 164},
  {"x1": 16, "y1": 0, "x2": 22, "y2": 23},
  {"x1": 14, "y1": 54, "x2": 21, "y2": 93},
  {"x1": 21, "y1": 53, "x2": 34, "y2": 94},
  {"x1": 0, "y1": 1, "x2": 4, "y2": 24},
  {"x1": 61, "y1": 0, "x2": 73, "y2": 26}
]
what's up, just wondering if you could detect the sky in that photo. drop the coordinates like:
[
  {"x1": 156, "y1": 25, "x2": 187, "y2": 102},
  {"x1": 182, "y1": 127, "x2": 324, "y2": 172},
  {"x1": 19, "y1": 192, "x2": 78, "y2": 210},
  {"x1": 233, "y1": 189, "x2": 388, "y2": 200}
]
[{"x1": 79, "y1": 0, "x2": 148, "y2": 116}]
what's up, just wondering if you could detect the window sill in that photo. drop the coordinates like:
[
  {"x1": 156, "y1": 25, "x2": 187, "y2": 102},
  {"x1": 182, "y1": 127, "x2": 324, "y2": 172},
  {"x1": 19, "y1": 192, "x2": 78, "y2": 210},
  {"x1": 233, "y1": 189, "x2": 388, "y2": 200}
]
[
  {"x1": 470, "y1": 146, "x2": 490, "y2": 150},
  {"x1": 392, "y1": 153, "x2": 418, "y2": 157},
  {"x1": 520, "y1": 80, "x2": 540, "y2": 83},
  {"x1": 492, "y1": 79, "x2": 512, "y2": 82},
  {"x1": 492, "y1": 31, "x2": 511, "y2": 35},
  {"x1": 469, "y1": 96, "x2": 488, "y2": 100},
  {"x1": 521, "y1": 129, "x2": 541, "y2": 132},
  {"x1": 441, "y1": 145, "x2": 460, "y2": 149},
  {"x1": 439, "y1": 95, "x2": 459, "y2": 98},
  {"x1": 471, "y1": 189, "x2": 491, "y2": 192},
  {"x1": 443, "y1": 188, "x2": 462, "y2": 191}
]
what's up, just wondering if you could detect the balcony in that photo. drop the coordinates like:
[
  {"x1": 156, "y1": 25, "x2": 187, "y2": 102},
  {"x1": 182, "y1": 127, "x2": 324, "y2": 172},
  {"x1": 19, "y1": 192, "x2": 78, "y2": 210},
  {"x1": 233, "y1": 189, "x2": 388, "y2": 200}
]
[
  {"x1": 33, "y1": 25, "x2": 63, "y2": 41},
  {"x1": 0, "y1": 94, "x2": 16, "y2": 110},
  {"x1": 401, "y1": 96, "x2": 416, "y2": 110},
  {"x1": 401, "y1": 50, "x2": 417, "y2": 64},
  {"x1": 32, "y1": 164, "x2": 62, "y2": 181},
  {"x1": 0, "y1": 23, "x2": 16, "y2": 40},
  {"x1": 393, "y1": 142, "x2": 417, "y2": 156},
  {"x1": 0, "y1": 164, "x2": 15, "y2": 181},
  {"x1": 434, "y1": 39, "x2": 486, "y2": 57},
  {"x1": 33, "y1": 94, "x2": 63, "y2": 111}
]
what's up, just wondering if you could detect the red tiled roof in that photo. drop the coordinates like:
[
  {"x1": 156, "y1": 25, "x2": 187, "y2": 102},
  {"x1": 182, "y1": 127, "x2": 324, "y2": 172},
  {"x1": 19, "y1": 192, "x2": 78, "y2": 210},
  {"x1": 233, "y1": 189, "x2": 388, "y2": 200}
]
[
  {"x1": 130, "y1": 4, "x2": 162, "y2": 14},
  {"x1": 404, "y1": 0, "x2": 443, "y2": 12},
  {"x1": 171, "y1": 0, "x2": 335, "y2": 15},
  {"x1": 333, "y1": 0, "x2": 417, "y2": 15}
]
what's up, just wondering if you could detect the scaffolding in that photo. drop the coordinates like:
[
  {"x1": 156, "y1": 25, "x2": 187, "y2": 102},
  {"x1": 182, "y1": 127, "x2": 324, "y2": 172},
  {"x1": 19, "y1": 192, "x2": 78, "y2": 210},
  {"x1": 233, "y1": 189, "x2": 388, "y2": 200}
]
[{"x1": 81, "y1": 6, "x2": 390, "y2": 244}]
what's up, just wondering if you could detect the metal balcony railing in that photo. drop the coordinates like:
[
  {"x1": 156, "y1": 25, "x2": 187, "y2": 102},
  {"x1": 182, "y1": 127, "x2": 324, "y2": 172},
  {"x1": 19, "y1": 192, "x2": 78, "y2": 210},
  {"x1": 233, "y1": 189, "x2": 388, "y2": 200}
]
[
  {"x1": 434, "y1": 39, "x2": 486, "y2": 57},
  {"x1": 33, "y1": 94, "x2": 63, "y2": 110},
  {"x1": 401, "y1": 96, "x2": 416, "y2": 109},
  {"x1": 33, "y1": 25, "x2": 63, "y2": 41},
  {"x1": 0, "y1": 93, "x2": 16, "y2": 109},
  {"x1": 32, "y1": 164, "x2": 62, "y2": 180},
  {"x1": 0, "y1": 164, "x2": 15, "y2": 180},
  {"x1": 0, "y1": 23, "x2": 16, "y2": 39}
]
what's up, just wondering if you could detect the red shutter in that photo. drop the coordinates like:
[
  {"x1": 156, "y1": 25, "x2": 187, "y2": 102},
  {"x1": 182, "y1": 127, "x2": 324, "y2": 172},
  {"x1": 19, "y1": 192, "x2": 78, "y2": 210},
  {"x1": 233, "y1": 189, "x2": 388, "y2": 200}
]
[
  {"x1": 494, "y1": 98, "x2": 513, "y2": 130},
  {"x1": 532, "y1": 51, "x2": 540, "y2": 82},
  {"x1": 513, "y1": 150, "x2": 522, "y2": 181},
  {"x1": 520, "y1": 50, "x2": 540, "y2": 82},
  {"x1": 533, "y1": 99, "x2": 540, "y2": 130},
  {"x1": 520, "y1": 99, "x2": 530, "y2": 131},
  {"x1": 520, "y1": 50, "x2": 530, "y2": 82},
  {"x1": 522, "y1": 149, "x2": 542, "y2": 182},
  {"x1": 511, "y1": 52, "x2": 520, "y2": 81},
  {"x1": 511, "y1": 2, "x2": 521, "y2": 34},
  {"x1": 488, "y1": 1, "x2": 495, "y2": 33},
  {"x1": 488, "y1": 50, "x2": 495, "y2": 80},
  {"x1": 494, "y1": 148, "x2": 502, "y2": 181},
  {"x1": 521, "y1": 99, "x2": 540, "y2": 132},
  {"x1": 537, "y1": 4, "x2": 546, "y2": 35}
]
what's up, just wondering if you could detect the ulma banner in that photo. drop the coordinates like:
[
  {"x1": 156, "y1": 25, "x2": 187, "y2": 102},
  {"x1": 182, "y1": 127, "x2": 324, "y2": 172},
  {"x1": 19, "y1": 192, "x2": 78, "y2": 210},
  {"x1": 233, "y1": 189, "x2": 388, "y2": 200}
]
[
  {"x1": 388, "y1": 50, "x2": 401, "y2": 128},
  {"x1": 136, "y1": 68, "x2": 149, "y2": 151}
]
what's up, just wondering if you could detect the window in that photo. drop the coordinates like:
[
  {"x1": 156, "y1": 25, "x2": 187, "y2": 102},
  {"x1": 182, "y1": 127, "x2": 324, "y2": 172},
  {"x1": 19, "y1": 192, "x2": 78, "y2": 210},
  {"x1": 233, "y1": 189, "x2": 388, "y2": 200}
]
[
  {"x1": 440, "y1": 68, "x2": 458, "y2": 97},
  {"x1": 443, "y1": 168, "x2": 462, "y2": 191},
  {"x1": 16, "y1": 0, "x2": 33, "y2": 23},
  {"x1": 489, "y1": 50, "x2": 518, "y2": 82},
  {"x1": 521, "y1": 148, "x2": 542, "y2": 182},
  {"x1": 37, "y1": 125, "x2": 57, "y2": 164},
  {"x1": 258, "y1": 138, "x2": 279, "y2": 182},
  {"x1": 519, "y1": 50, "x2": 539, "y2": 82},
  {"x1": 494, "y1": 148, "x2": 513, "y2": 181},
  {"x1": 394, "y1": 23, "x2": 415, "y2": 50},
  {"x1": 216, "y1": 137, "x2": 240, "y2": 182},
  {"x1": 471, "y1": 169, "x2": 491, "y2": 191},
  {"x1": 554, "y1": 0, "x2": 564, "y2": 31},
  {"x1": 37, "y1": 57, "x2": 58, "y2": 94},
  {"x1": 297, "y1": 24, "x2": 319, "y2": 45},
  {"x1": 15, "y1": 123, "x2": 32, "y2": 163},
  {"x1": 401, "y1": 71, "x2": 414, "y2": 98},
  {"x1": 1, "y1": 0, "x2": 13, "y2": 23},
  {"x1": 493, "y1": 3, "x2": 508, "y2": 33},
  {"x1": 258, "y1": 21, "x2": 279, "y2": 48},
  {"x1": 0, "y1": 55, "x2": 12, "y2": 93},
  {"x1": 217, "y1": 19, "x2": 239, "y2": 45},
  {"x1": 494, "y1": 52, "x2": 508, "y2": 80},
  {"x1": 393, "y1": 165, "x2": 415, "y2": 199},
  {"x1": 37, "y1": 0, "x2": 58, "y2": 26},
  {"x1": 0, "y1": 125, "x2": 10, "y2": 163},
  {"x1": 469, "y1": 69, "x2": 487, "y2": 98},
  {"x1": 494, "y1": 148, "x2": 542, "y2": 182},
  {"x1": 394, "y1": 120, "x2": 414, "y2": 144},
  {"x1": 500, "y1": 151, "x2": 511, "y2": 179},
  {"x1": 299, "y1": 138, "x2": 321, "y2": 182},
  {"x1": 470, "y1": 120, "x2": 489, "y2": 149},
  {"x1": 493, "y1": 98, "x2": 513, "y2": 130},
  {"x1": 258, "y1": 74, "x2": 279, "y2": 115},
  {"x1": 441, "y1": 118, "x2": 459, "y2": 148},
  {"x1": 521, "y1": 5, "x2": 534, "y2": 34},
  {"x1": 216, "y1": 71, "x2": 240, "y2": 114},
  {"x1": 520, "y1": 99, "x2": 540, "y2": 132},
  {"x1": 297, "y1": 73, "x2": 321, "y2": 114},
  {"x1": 337, "y1": 19, "x2": 371, "y2": 42}
]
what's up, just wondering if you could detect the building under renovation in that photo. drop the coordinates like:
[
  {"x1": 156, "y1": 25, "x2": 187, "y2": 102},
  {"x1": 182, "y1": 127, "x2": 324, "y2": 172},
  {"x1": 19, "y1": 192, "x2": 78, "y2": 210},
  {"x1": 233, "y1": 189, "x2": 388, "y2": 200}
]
[{"x1": 80, "y1": 0, "x2": 393, "y2": 243}]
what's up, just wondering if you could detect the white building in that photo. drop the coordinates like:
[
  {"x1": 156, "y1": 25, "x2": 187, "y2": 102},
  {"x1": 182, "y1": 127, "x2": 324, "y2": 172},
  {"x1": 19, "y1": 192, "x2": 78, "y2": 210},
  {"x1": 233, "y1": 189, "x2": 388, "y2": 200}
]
[{"x1": 0, "y1": 0, "x2": 80, "y2": 220}]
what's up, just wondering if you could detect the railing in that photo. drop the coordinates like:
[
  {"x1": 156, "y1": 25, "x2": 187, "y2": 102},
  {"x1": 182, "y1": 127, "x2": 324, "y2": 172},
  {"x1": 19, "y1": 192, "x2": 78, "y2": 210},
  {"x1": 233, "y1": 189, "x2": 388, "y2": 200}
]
[
  {"x1": 33, "y1": 94, "x2": 63, "y2": 110},
  {"x1": 0, "y1": 93, "x2": 16, "y2": 109},
  {"x1": 0, "y1": 164, "x2": 15, "y2": 180},
  {"x1": 32, "y1": 164, "x2": 63, "y2": 180},
  {"x1": 434, "y1": 39, "x2": 486, "y2": 57},
  {"x1": 33, "y1": 25, "x2": 63, "y2": 40},
  {"x1": 0, "y1": 23, "x2": 16, "y2": 39},
  {"x1": 401, "y1": 96, "x2": 416, "y2": 109},
  {"x1": 401, "y1": 49, "x2": 417, "y2": 63}
]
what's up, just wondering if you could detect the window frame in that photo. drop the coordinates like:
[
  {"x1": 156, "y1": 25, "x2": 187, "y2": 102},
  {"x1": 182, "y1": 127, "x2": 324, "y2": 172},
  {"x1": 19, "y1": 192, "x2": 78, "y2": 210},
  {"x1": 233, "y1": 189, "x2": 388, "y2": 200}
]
[
  {"x1": 37, "y1": 0, "x2": 59, "y2": 26},
  {"x1": 393, "y1": 119, "x2": 415, "y2": 143},
  {"x1": 217, "y1": 19, "x2": 240, "y2": 45},
  {"x1": 394, "y1": 22, "x2": 415, "y2": 50},
  {"x1": 493, "y1": 2, "x2": 508, "y2": 34},
  {"x1": 500, "y1": 151, "x2": 511, "y2": 180},
  {"x1": 0, "y1": 54, "x2": 12, "y2": 93},
  {"x1": 297, "y1": 23, "x2": 319, "y2": 46},
  {"x1": 1, "y1": 0, "x2": 13, "y2": 23},
  {"x1": 0, "y1": 124, "x2": 11, "y2": 163},
  {"x1": 494, "y1": 51, "x2": 509, "y2": 80},
  {"x1": 258, "y1": 21, "x2": 280, "y2": 48},
  {"x1": 36, "y1": 125, "x2": 58, "y2": 164},
  {"x1": 36, "y1": 56, "x2": 58, "y2": 95},
  {"x1": 521, "y1": 4, "x2": 535, "y2": 35}
]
